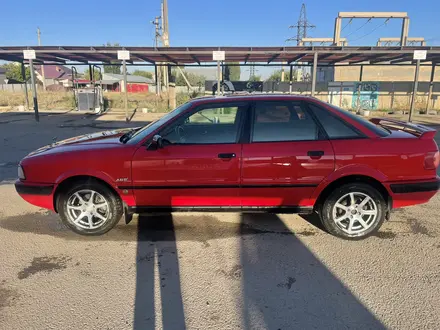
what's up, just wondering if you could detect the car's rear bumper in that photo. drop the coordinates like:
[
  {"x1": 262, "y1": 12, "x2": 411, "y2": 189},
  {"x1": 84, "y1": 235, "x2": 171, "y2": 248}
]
[
  {"x1": 386, "y1": 177, "x2": 440, "y2": 208},
  {"x1": 15, "y1": 180, "x2": 56, "y2": 211},
  {"x1": 390, "y1": 180, "x2": 440, "y2": 194}
]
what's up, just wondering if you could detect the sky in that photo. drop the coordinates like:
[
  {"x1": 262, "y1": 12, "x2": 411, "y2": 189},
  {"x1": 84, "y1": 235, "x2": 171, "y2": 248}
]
[{"x1": 1, "y1": 0, "x2": 439, "y2": 78}]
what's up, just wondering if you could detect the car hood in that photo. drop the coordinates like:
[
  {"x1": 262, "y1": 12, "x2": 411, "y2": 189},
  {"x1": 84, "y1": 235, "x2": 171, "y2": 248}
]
[{"x1": 27, "y1": 128, "x2": 133, "y2": 157}]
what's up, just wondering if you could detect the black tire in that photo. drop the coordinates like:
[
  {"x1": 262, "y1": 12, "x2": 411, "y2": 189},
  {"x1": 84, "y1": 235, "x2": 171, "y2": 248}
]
[
  {"x1": 320, "y1": 183, "x2": 386, "y2": 240},
  {"x1": 57, "y1": 180, "x2": 123, "y2": 236}
]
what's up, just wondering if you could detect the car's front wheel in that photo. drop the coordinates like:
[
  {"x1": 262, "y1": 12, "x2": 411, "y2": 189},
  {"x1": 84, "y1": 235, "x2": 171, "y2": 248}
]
[
  {"x1": 58, "y1": 181, "x2": 123, "y2": 235},
  {"x1": 320, "y1": 183, "x2": 386, "y2": 240}
]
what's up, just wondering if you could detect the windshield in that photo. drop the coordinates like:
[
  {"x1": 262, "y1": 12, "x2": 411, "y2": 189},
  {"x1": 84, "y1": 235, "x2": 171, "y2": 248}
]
[
  {"x1": 126, "y1": 101, "x2": 194, "y2": 144},
  {"x1": 327, "y1": 104, "x2": 390, "y2": 137}
]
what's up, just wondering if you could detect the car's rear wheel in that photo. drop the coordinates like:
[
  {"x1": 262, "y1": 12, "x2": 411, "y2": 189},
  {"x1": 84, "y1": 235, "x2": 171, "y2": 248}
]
[
  {"x1": 320, "y1": 183, "x2": 386, "y2": 240},
  {"x1": 58, "y1": 181, "x2": 123, "y2": 235}
]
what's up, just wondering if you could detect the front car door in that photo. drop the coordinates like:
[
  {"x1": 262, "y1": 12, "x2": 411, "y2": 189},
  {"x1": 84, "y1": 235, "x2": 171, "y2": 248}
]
[
  {"x1": 240, "y1": 100, "x2": 335, "y2": 210},
  {"x1": 131, "y1": 101, "x2": 248, "y2": 208}
]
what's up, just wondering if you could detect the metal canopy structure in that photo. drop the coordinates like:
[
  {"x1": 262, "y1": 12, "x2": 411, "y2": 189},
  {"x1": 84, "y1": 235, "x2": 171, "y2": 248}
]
[
  {"x1": 1, "y1": 45, "x2": 439, "y2": 123},
  {"x1": 1, "y1": 46, "x2": 440, "y2": 66}
]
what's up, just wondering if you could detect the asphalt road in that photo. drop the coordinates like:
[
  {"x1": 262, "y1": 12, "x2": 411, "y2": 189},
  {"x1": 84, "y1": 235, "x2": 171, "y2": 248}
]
[{"x1": 0, "y1": 111, "x2": 439, "y2": 329}]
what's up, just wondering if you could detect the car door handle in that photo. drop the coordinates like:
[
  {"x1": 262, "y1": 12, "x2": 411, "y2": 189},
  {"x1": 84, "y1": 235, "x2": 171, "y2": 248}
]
[
  {"x1": 218, "y1": 153, "x2": 236, "y2": 159},
  {"x1": 307, "y1": 150, "x2": 324, "y2": 159}
]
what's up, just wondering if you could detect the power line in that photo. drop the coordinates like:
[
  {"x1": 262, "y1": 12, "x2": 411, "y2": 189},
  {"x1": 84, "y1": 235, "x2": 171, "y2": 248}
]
[
  {"x1": 344, "y1": 18, "x2": 372, "y2": 38},
  {"x1": 351, "y1": 19, "x2": 390, "y2": 42},
  {"x1": 341, "y1": 18, "x2": 353, "y2": 32}
]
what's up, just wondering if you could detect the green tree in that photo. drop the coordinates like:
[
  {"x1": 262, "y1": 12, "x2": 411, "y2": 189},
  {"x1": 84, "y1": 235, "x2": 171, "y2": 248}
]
[
  {"x1": 171, "y1": 69, "x2": 206, "y2": 87},
  {"x1": 266, "y1": 69, "x2": 299, "y2": 82},
  {"x1": 248, "y1": 75, "x2": 261, "y2": 81},
  {"x1": 1, "y1": 63, "x2": 30, "y2": 82},
  {"x1": 132, "y1": 70, "x2": 153, "y2": 79},
  {"x1": 224, "y1": 62, "x2": 241, "y2": 81},
  {"x1": 103, "y1": 42, "x2": 121, "y2": 74},
  {"x1": 83, "y1": 68, "x2": 102, "y2": 81},
  {"x1": 266, "y1": 69, "x2": 283, "y2": 82}
]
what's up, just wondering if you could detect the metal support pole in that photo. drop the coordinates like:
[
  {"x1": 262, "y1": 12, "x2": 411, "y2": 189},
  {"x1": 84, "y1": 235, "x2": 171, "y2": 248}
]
[
  {"x1": 311, "y1": 52, "x2": 318, "y2": 97},
  {"x1": 167, "y1": 64, "x2": 172, "y2": 92},
  {"x1": 400, "y1": 17, "x2": 410, "y2": 46},
  {"x1": 289, "y1": 65, "x2": 293, "y2": 94},
  {"x1": 217, "y1": 61, "x2": 221, "y2": 96},
  {"x1": 426, "y1": 63, "x2": 436, "y2": 113},
  {"x1": 88, "y1": 64, "x2": 93, "y2": 81},
  {"x1": 221, "y1": 62, "x2": 225, "y2": 95},
  {"x1": 409, "y1": 59, "x2": 420, "y2": 122},
  {"x1": 357, "y1": 65, "x2": 364, "y2": 110},
  {"x1": 29, "y1": 59, "x2": 39, "y2": 122},
  {"x1": 162, "y1": 64, "x2": 168, "y2": 91},
  {"x1": 122, "y1": 60, "x2": 128, "y2": 122},
  {"x1": 391, "y1": 82, "x2": 395, "y2": 110},
  {"x1": 21, "y1": 62, "x2": 29, "y2": 111},
  {"x1": 154, "y1": 64, "x2": 160, "y2": 96}
]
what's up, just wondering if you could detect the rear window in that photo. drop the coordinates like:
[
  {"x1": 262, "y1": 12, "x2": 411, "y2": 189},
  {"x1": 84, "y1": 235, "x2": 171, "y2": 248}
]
[
  {"x1": 326, "y1": 104, "x2": 390, "y2": 137},
  {"x1": 308, "y1": 104, "x2": 363, "y2": 139}
]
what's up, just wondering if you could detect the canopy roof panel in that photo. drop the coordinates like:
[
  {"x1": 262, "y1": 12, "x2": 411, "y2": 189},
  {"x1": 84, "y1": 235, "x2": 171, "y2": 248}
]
[{"x1": 1, "y1": 46, "x2": 439, "y2": 65}]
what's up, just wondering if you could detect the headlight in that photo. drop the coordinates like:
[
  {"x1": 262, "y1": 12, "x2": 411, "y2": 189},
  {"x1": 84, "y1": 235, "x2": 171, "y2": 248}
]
[{"x1": 18, "y1": 165, "x2": 26, "y2": 180}]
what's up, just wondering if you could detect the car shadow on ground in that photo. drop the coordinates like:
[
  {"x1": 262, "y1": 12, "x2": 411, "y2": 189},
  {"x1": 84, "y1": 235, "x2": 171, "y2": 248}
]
[
  {"x1": 132, "y1": 213, "x2": 385, "y2": 329},
  {"x1": 133, "y1": 213, "x2": 186, "y2": 329},
  {"x1": 0, "y1": 211, "x2": 385, "y2": 328},
  {"x1": 237, "y1": 213, "x2": 384, "y2": 329}
]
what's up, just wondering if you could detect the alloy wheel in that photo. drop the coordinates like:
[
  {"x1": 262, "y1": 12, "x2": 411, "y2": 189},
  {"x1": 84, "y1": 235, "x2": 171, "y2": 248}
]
[
  {"x1": 331, "y1": 192, "x2": 378, "y2": 236},
  {"x1": 66, "y1": 189, "x2": 110, "y2": 230}
]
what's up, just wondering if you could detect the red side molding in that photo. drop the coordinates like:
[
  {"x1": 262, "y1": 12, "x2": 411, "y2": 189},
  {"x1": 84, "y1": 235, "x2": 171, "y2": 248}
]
[{"x1": 370, "y1": 118, "x2": 437, "y2": 139}]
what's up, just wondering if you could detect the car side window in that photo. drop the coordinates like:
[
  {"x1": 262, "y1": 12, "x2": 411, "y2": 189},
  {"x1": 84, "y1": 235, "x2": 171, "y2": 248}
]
[
  {"x1": 251, "y1": 101, "x2": 320, "y2": 142},
  {"x1": 160, "y1": 103, "x2": 245, "y2": 144},
  {"x1": 307, "y1": 103, "x2": 363, "y2": 139},
  {"x1": 186, "y1": 107, "x2": 238, "y2": 124}
]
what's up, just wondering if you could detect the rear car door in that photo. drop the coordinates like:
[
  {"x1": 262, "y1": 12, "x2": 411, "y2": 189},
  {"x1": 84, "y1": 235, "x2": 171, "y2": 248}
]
[
  {"x1": 240, "y1": 100, "x2": 335, "y2": 209},
  {"x1": 131, "y1": 101, "x2": 248, "y2": 208}
]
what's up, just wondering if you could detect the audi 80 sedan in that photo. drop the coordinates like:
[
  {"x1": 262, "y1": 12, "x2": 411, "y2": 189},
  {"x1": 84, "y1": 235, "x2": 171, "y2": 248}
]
[{"x1": 15, "y1": 95, "x2": 440, "y2": 239}]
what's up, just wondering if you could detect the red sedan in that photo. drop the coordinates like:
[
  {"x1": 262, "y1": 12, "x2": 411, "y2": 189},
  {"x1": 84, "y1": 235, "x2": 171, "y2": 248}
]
[{"x1": 15, "y1": 95, "x2": 440, "y2": 239}]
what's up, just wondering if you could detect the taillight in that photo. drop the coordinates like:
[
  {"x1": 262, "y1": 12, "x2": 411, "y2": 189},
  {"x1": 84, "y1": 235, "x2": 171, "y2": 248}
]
[{"x1": 424, "y1": 151, "x2": 440, "y2": 170}]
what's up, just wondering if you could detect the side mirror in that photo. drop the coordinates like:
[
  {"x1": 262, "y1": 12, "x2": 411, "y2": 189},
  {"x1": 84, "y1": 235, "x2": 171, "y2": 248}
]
[{"x1": 147, "y1": 134, "x2": 164, "y2": 150}]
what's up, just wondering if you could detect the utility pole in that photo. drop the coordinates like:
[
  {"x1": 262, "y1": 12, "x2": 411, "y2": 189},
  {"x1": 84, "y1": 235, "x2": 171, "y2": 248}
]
[
  {"x1": 37, "y1": 27, "x2": 46, "y2": 90},
  {"x1": 161, "y1": 0, "x2": 170, "y2": 89},
  {"x1": 152, "y1": 16, "x2": 162, "y2": 95},
  {"x1": 286, "y1": 3, "x2": 316, "y2": 45},
  {"x1": 152, "y1": 16, "x2": 161, "y2": 48}
]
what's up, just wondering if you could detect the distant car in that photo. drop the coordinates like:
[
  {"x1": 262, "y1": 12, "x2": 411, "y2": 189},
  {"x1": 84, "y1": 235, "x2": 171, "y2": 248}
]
[{"x1": 15, "y1": 95, "x2": 440, "y2": 239}]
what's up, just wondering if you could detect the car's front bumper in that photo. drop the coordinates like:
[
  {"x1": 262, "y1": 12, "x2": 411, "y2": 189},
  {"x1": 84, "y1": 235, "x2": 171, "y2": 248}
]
[{"x1": 15, "y1": 180, "x2": 56, "y2": 211}]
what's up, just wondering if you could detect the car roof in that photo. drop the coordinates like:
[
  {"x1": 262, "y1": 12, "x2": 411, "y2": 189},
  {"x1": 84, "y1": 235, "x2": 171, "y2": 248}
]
[{"x1": 190, "y1": 94, "x2": 318, "y2": 105}]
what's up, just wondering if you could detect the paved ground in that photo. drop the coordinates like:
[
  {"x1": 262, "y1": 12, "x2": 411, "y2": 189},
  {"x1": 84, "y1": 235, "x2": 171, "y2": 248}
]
[{"x1": 0, "y1": 110, "x2": 439, "y2": 329}]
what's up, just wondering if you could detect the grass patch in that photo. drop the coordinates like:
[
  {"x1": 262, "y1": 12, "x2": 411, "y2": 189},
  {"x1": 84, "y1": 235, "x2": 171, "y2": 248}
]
[
  {"x1": 0, "y1": 90, "x2": 199, "y2": 112},
  {"x1": 0, "y1": 91, "x2": 75, "y2": 110}
]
